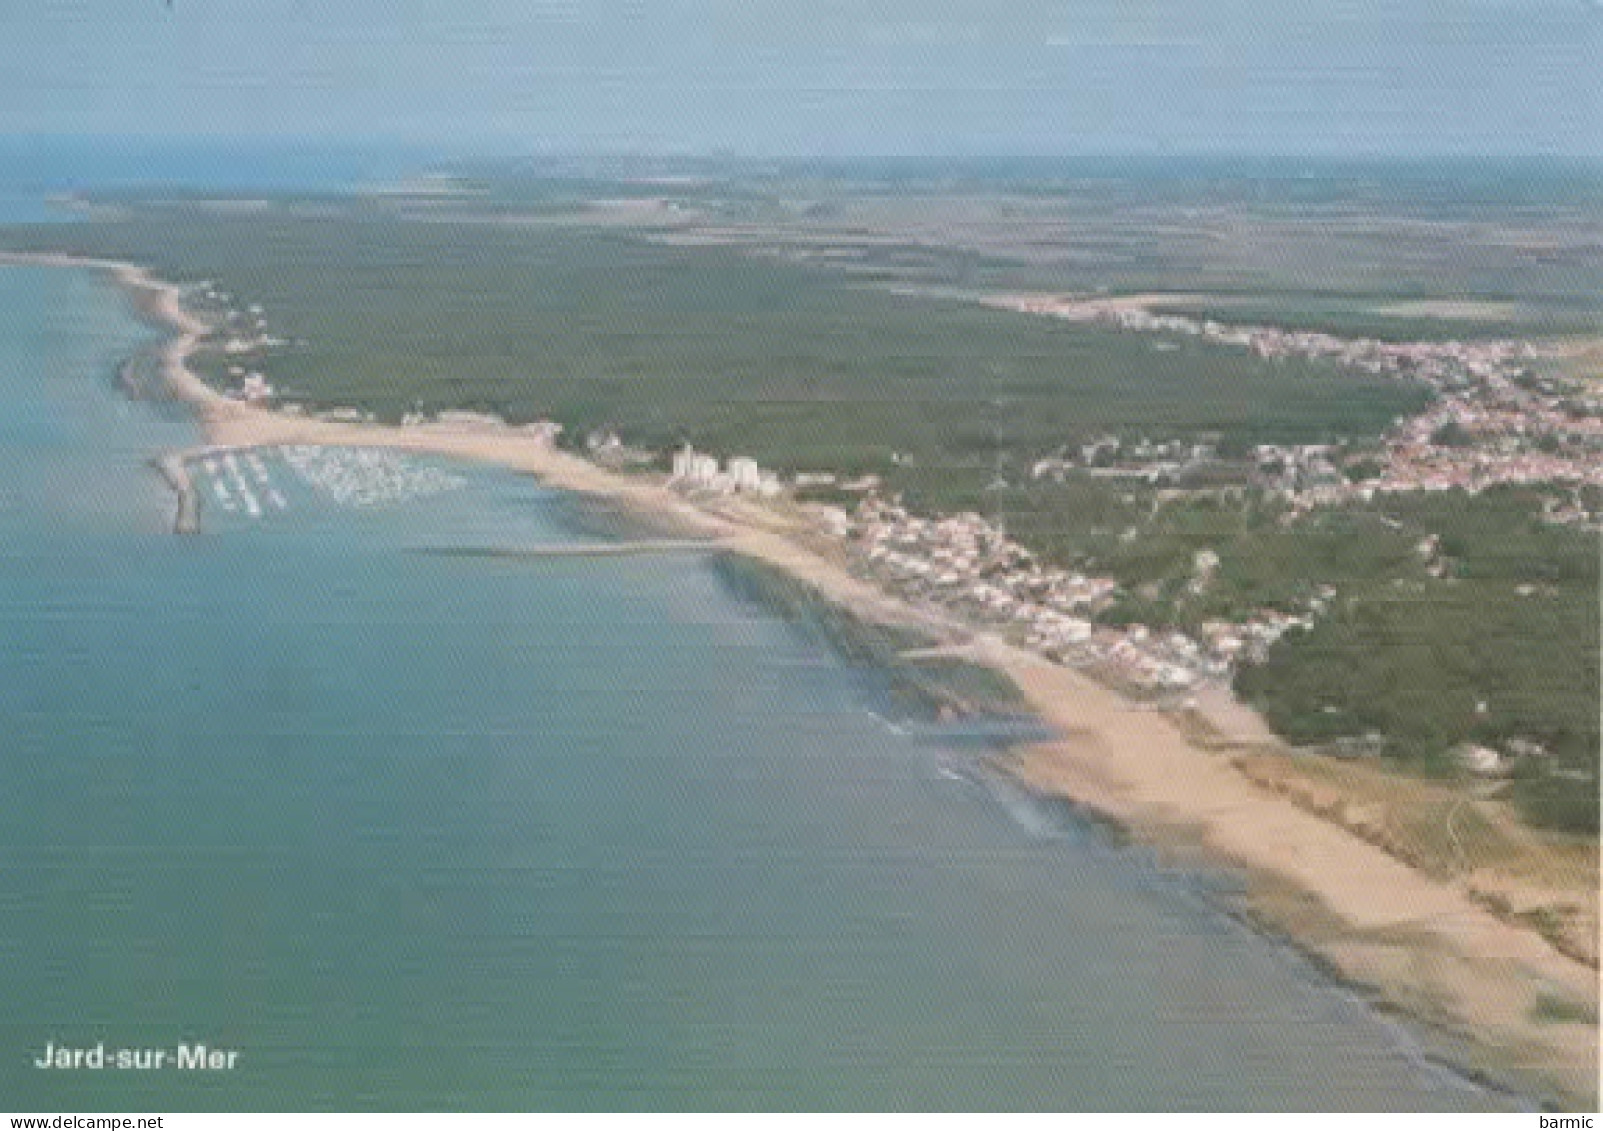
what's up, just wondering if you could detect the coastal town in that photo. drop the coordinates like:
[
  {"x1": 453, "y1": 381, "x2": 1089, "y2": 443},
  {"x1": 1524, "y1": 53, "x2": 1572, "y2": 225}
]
[
  {"x1": 4, "y1": 241, "x2": 1590, "y2": 1112},
  {"x1": 829, "y1": 494, "x2": 1321, "y2": 697},
  {"x1": 7, "y1": 0, "x2": 1602, "y2": 1111},
  {"x1": 199, "y1": 288, "x2": 1598, "y2": 706},
  {"x1": 992, "y1": 292, "x2": 1603, "y2": 515},
  {"x1": 800, "y1": 300, "x2": 1600, "y2": 700}
]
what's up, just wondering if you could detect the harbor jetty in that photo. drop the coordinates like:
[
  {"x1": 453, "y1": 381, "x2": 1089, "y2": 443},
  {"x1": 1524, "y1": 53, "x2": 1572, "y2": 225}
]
[{"x1": 153, "y1": 451, "x2": 200, "y2": 535}]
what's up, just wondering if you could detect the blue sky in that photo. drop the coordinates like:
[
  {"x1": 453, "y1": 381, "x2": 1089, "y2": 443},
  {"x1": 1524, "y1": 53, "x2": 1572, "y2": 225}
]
[{"x1": 1, "y1": 0, "x2": 1596, "y2": 156}]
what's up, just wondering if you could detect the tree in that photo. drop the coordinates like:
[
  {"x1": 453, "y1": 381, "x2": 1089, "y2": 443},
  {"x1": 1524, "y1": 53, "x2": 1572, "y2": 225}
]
[{"x1": 1430, "y1": 421, "x2": 1475, "y2": 448}]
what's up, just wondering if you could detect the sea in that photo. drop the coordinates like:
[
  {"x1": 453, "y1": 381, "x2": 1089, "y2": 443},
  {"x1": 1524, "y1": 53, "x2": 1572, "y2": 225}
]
[{"x1": 0, "y1": 212, "x2": 1521, "y2": 1109}]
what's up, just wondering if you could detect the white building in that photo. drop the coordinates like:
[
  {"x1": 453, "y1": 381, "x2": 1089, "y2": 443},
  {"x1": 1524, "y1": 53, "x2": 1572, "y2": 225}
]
[
  {"x1": 520, "y1": 420, "x2": 564, "y2": 447},
  {"x1": 435, "y1": 410, "x2": 505, "y2": 431},
  {"x1": 238, "y1": 373, "x2": 273, "y2": 404},
  {"x1": 672, "y1": 445, "x2": 723, "y2": 487},
  {"x1": 728, "y1": 457, "x2": 763, "y2": 493}
]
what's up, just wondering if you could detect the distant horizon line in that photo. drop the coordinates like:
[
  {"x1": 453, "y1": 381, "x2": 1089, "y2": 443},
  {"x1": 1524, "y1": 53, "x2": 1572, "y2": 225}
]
[{"x1": 0, "y1": 136, "x2": 1598, "y2": 165}]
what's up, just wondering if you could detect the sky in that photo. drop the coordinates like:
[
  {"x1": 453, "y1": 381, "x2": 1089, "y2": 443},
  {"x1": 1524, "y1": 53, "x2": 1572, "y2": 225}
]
[{"x1": 0, "y1": 0, "x2": 1597, "y2": 157}]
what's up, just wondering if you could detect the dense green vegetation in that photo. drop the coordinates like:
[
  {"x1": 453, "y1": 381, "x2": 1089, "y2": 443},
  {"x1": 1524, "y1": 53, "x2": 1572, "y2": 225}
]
[
  {"x1": 1234, "y1": 489, "x2": 1599, "y2": 833},
  {"x1": 1, "y1": 210, "x2": 1425, "y2": 473}
]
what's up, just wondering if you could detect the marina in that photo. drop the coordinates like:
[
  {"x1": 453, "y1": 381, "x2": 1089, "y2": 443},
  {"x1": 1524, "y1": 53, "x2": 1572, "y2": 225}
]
[{"x1": 157, "y1": 443, "x2": 476, "y2": 533}]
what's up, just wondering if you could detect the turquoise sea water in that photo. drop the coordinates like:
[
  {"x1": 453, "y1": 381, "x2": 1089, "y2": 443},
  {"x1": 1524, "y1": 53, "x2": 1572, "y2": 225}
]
[{"x1": 0, "y1": 265, "x2": 1514, "y2": 1111}]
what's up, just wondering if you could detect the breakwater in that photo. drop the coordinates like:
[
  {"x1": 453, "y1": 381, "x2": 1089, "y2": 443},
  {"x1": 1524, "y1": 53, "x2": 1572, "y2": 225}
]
[{"x1": 152, "y1": 451, "x2": 200, "y2": 534}]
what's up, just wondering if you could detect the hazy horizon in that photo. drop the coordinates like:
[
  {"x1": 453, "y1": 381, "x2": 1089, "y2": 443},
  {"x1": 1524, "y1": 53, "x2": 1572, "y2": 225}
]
[{"x1": 2, "y1": 0, "x2": 1596, "y2": 159}]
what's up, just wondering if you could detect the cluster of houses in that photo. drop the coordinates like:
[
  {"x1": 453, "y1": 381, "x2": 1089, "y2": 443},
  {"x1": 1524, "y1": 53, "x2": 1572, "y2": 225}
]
[
  {"x1": 1361, "y1": 375, "x2": 1603, "y2": 513},
  {"x1": 840, "y1": 497, "x2": 1326, "y2": 693},
  {"x1": 395, "y1": 409, "x2": 565, "y2": 447},
  {"x1": 583, "y1": 429, "x2": 656, "y2": 468},
  {"x1": 199, "y1": 287, "x2": 281, "y2": 405},
  {"x1": 199, "y1": 285, "x2": 283, "y2": 355},
  {"x1": 224, "y1": 369, "x2": 274, "y2": 405},
  {"x1": 1031, "y1": 433, "x2": 1358, "y2": 500},
  {"x1": 1251, "y1": 443, "x2": 1349, "y2": 502},
  {"x1": 1031, "y1": 436, "x2": 1220, "y2": 486},
  {"x1": 994, "y1": 292, "x2": 1602, "y2": 526},
  {"x1": 1243, "y1": 359, "x2": 1603, "y2": 523},
  {"x1": 993, "y1": 293, "x2": 1551, "y2": 386}
]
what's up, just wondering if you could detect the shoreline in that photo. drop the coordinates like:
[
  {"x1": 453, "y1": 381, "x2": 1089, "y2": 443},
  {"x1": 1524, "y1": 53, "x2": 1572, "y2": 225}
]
[{"x1": 10, "y1": 250, "x2": 1594, "y2": 1110}]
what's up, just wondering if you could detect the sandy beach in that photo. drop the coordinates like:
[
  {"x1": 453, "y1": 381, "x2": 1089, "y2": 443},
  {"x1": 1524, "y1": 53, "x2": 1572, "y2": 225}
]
[{"x1": 14, "y1": 251, "x2": 1594, "y2": 1108}]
